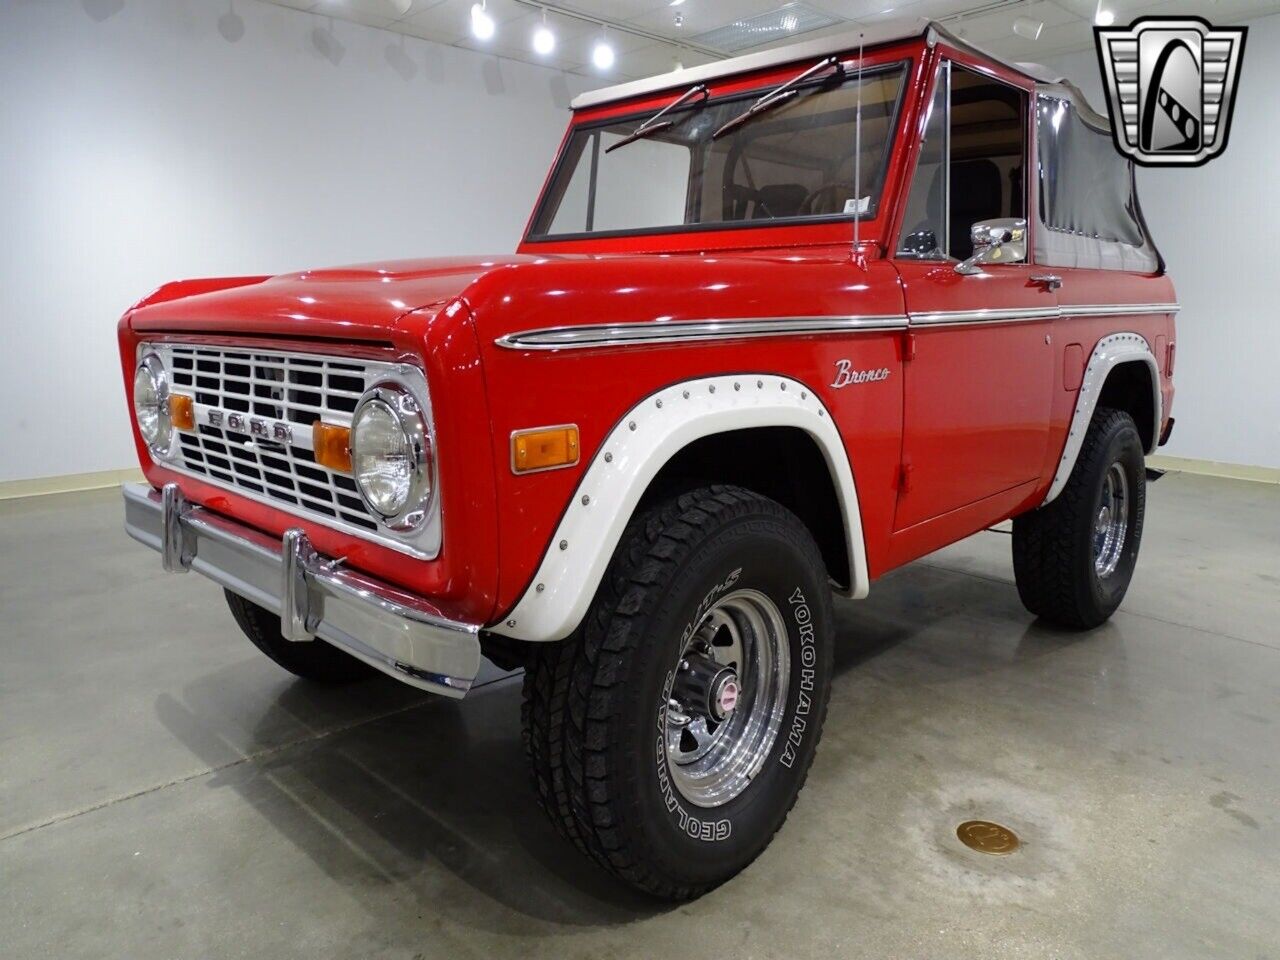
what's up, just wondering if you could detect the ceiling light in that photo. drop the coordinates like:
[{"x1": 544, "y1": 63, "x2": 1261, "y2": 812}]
[
  {"x1": 693, "y1": 5, "x2": 839, "y2": 52},
  {"x1": 1095, "y1": 5, "x2": 1116, "y2": 26},
  {"x1": 592, "y1": 30, "x2": 615, "y2": 70},
  {"x1": 470, "y1": 2, "x2": 495, "y2": 41},
  {"x1": 669, "y1": 0, "x2": 686, "y2": 6},
  {"x1": 1012, "y1": 15, "x2": 1043, "y2": 39},
  {"x1": 532, "y1": 9, "x2": 555, "y2": 54}
]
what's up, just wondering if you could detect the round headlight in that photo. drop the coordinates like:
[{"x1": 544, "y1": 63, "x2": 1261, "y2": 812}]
[
  {"x1": 350, "y1": 386, "x2": 432, "y2": 529},
  {"x1": 133, "y1": 354, "x2": 172, "y2": 454}
]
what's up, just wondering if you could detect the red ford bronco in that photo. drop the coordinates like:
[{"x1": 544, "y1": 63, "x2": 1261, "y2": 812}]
[{"x1": 121, "y1": 20, "x2": 1177, "y2": 899}]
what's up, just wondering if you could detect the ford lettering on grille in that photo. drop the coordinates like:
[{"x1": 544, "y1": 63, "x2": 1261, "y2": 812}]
[{"x1": 145, "y1": 343, "x2": 423, "y2": 552}]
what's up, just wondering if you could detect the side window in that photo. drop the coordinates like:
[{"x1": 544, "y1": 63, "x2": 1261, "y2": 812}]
[
  {"x1": 1037, "y1": 96, "x2": 1144, "y2": 247},
  {"x1": 897, "y1": 62, "x2": 1028, "y2": 261},
  {"x1": 898, "y1": 62, "x2": 948, "y2": 257},
  {"x1": 949, "y1": 67, "x2": 1026, "y2": 259}
]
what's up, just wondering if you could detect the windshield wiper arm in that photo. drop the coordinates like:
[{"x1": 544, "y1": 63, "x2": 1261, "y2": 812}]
[
  {"x1": 712, "y1": 56, "x2": 843, "y2": 140},
  {"x1": 605, "y1": 84, "x2": 710, "y2": 153}
]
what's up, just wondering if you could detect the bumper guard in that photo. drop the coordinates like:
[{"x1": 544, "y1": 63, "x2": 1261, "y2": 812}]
[{"x1": 123, "y1": 483, "x2": 482, "y2": 697}]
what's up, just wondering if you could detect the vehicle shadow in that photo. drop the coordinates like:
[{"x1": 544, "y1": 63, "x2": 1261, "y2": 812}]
[
  {"x1": 154, "y1": 665, "x2": 664, "y2": 936},
  {"x1": 150, "y1": 553, "x2": 1112, "y2": 937}
]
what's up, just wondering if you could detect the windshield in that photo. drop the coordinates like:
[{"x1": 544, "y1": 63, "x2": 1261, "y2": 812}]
[{"x1": 528, "y1": 62, "x2": 908, "y2": 241}]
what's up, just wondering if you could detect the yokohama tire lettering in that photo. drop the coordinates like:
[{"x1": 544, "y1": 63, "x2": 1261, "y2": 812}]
[{"x1": 780, "y1": 587, "x2": 816, "y2": 769}]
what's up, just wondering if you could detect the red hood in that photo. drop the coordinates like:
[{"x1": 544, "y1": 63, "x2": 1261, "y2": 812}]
[{"x1": 128, "y1": 255, "x2": 544, "y2": 341}]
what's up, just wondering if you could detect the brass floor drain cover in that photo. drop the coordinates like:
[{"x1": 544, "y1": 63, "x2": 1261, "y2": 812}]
[{"x1": 956, "y1": 820, "x2": 1020, "y2": 855}]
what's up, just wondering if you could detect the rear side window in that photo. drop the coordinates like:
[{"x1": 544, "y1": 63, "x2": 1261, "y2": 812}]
[{"x1": 1036, "y1": 96, "x2": 1145, "y2": 248}]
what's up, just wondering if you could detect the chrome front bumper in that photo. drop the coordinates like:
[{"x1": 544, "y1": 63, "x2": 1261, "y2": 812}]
[{"x1": 122, "y1": 483, "x2": 482, "y2": 697}]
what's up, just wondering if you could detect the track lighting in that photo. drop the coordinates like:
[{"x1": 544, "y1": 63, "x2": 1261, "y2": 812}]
[
  {"x1": 592, "y1": 29, "x2": 615, "y2": 70},
  {"x1": 532, "y1": 8, "x2": 555, "y2": 55},
  {"x1": 470, "y1": 1, "x2": 495, "y2": 41},
  {"x1": 1012, "y1": 15, "x2": 1043, "y2": 39}
]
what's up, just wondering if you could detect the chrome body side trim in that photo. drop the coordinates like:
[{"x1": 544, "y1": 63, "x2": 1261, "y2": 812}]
[
  {"x1": 495, "y1": 316, "x2": 909, "y2": 351},
  {"x1": 1064, "y1": 302, "x2": 1181, "y2": 317},
  {"x1": 123, "y1": 483, "x2": 481, "y2": 697},
  {"x1": 910, "y1": 303, "x2": 1179, "y2": 325},
  {"x1": 490, "y1": 374, "x2": 869, "y2": 643},
  {"x1": 910, "y1": 306, "x2": 1060, "y2": 326},
  {"x1": 1042, "y1": 332, "x2": 1161, "y2": 506},
  {"x1": 493, "y1": 304, "x2": 1179, "y2": 350}
]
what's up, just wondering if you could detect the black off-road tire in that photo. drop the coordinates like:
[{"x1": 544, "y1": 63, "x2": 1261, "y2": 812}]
[
  {"x1": 521, "y1": 485, "x2": 834, "y2": 900},
  {"x1": 1012, "y1": 407, "x2": 1147, "y2": 629},
  {"x1": 224, "y1": 589, "x2": 376, "y2": 683}
]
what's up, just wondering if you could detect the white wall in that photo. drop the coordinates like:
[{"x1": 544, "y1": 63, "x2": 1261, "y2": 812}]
[
  {"x1": 1043, "y1": 14, "x2": 1280, "y2": 469},
  {"x1": 4, "y1": 4, "x2": 1277, "y2": 482},
  {"x1": 0, "y1": 0, "x2": 590, "y2": 483}
]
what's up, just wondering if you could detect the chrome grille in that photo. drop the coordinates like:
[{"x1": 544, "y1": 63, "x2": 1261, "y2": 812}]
[{"x1": 143, "y1": 342, "x2": 435, "y2": 557}]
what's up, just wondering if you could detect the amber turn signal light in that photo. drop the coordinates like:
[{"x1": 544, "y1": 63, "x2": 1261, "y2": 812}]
[
  {"x1": 313, "y1": 421, "x2": 352, "y2": 474},
  {"x1": 512, "y1": 424, "x2": 580, "y2": 474},
  {"x1": 168, "y1": 393, "x2": 195, "y2": 431}
]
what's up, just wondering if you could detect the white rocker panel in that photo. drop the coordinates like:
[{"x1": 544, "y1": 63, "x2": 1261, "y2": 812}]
[
  {"x1": 491, "y1": 374, "x2": 868, "y2": 643},
  {"x1": 1043, "y1": 331, "x2": 1161, "y2": 505}
]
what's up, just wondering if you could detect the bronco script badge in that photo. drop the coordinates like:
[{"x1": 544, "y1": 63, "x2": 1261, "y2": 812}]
[
  {"x1": 831, "y1": 360, "x2": 890, "y2": 389},
  {"x1": 1095, "y1": 16, "x2": 1246, "y2": 167}
]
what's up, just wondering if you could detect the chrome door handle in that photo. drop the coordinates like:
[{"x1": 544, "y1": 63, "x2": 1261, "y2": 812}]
[{"x1": 1030, "y1": 274, "x2": 1063, "y2": 291}]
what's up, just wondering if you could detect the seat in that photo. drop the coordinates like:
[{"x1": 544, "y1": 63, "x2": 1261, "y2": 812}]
[
  {"x1": 752, "y1": 183, "x2": 808, "y2": 219},
  {"x1": 949, "y1": 158, "x2": 1003, "y2": 259}
]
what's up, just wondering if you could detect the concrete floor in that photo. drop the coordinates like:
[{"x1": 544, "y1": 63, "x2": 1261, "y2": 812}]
[{"x1": 1, "y1": 472, "x2": 1277, "y2": 959}]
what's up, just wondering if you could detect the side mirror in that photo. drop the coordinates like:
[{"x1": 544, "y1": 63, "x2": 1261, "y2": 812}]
[{"x1": 954, "y1": 218, "x2": 1028, "y2": 276}]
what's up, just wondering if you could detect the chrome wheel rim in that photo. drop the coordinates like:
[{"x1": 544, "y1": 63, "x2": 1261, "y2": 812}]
[
  {"x1": 663, "y1": 589, "x2": 791, "y2": 809},
  {"x1": 1093, "y1": 462, "x2": 1130, "y2": 579}
]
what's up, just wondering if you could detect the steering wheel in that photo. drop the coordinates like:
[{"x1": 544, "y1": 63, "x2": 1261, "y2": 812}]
[{"x1": 800, "y1": 182, "x2": 852, "y2": 216}]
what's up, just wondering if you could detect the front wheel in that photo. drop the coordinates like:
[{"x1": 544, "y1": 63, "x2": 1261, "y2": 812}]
[
  {"x1": 1013, "y1": 407, "x2": 1147, "y2": 628},
  {"x1": 225, "y1": 590, "x2": 376, "y2": 683},
  {"x1": 522, "y1": 486, "x2": 834, "y2": 900}
]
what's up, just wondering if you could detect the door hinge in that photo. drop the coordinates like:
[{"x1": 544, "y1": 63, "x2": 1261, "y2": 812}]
[{"x1": 902, "y1": 330, "x2": 916, "y2": 362}]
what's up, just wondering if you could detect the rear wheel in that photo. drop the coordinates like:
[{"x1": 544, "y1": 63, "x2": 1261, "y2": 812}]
[
  {"x1": 521, "y1": 485, "x2": 834, "y2": 900},
  {"x1": 224, "y1": 590, "x2": 375, "y2": 683},
  {"x1": 1013, "y1": 407, "x2": 1147, "y2": 628}
]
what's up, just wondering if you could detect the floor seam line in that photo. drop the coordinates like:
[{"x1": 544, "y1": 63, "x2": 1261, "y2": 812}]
[
  {"x1": 916, "y1": 560, "x2": 1278, "y2": 652},
  {"x1": 0, "y1": 698, "x2": 433, "y2": 844}
]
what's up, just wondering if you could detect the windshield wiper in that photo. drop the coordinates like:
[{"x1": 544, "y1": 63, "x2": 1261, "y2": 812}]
[
  {"x1": 712, "y1": 56, "x2": 843, "y2": 140},
  {"x1": 605, "y1": 84, "x2": 710, "y2": 153}
]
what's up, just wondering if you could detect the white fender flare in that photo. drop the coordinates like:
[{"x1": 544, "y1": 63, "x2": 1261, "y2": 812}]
[
  {"x1": 491, "y1": 374, "x2": 869, "y2": 642},
  {"x1": 1043, "y1": 331, "x2": 1161, "y2": 505}
]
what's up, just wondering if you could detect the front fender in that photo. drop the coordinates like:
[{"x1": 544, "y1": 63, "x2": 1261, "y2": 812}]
[{"x1": 489, "y1": 373, "x2": 868, "y2": 642}]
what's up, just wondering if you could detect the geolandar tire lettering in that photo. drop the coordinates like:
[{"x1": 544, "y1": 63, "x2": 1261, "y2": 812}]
[{"x1": 521, "y1": 485, "x2": 834, "y2": 900}]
